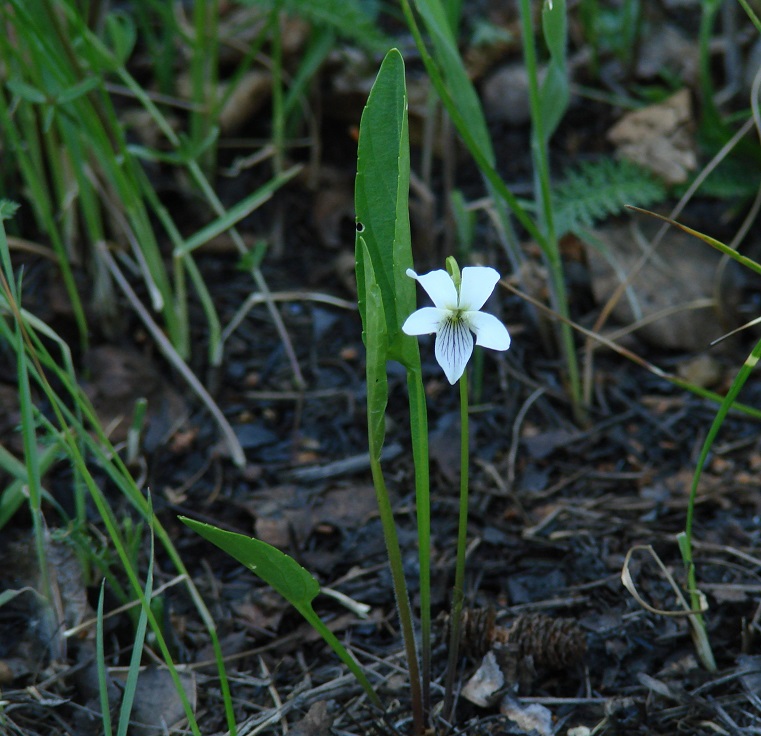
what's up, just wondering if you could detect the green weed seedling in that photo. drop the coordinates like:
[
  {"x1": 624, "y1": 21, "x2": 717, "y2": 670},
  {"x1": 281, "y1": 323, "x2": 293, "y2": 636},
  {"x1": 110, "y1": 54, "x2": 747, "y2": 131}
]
[{"x1": 626, "y1": 207, "x2": 761, "y2": 673}]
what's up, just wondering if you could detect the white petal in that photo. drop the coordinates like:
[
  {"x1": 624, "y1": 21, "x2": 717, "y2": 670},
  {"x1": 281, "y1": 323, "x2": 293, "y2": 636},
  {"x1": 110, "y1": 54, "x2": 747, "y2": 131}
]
[
  {"x1": 467, "y1": 311, "x2": 511, "y2": 351},
  {"x1": 435, "y1": 318, "x2": 474, "y2": 384},
  {"x1": 458, "y1": 266, "x2": 501, "y2": 311},
  {"x1": 402, "y1": 307, "x2": 445, "y2": 336},
  {"x1": 407, "y1": 268, "x2": 458, "y2": 310}
]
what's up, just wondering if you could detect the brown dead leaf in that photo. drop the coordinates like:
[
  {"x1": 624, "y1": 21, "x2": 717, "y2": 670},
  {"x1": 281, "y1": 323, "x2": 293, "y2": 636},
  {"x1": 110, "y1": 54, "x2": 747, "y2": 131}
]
[
  {"x1": 311, "y1": 171, "x2": 355, "y2": 249},
  {"x1": 676, "y1": 354, "x2": 723, "y2": 388},
  {"x1": 607, "y1": 89, "x2": 697, "y2": 184},
  {"x1": 46, "y1": 535, "x2": 94, "y2": 653},
  {"x1": 255, "y1": 515, "x2": 292, "y2": 550},
  {"x1": 289, "y1": 701, "x2": 334, "y2": 736},
  {"x1": 232, "y1": 599, "x2": 284, "y2": 635},
  {"x1": 244, "y1": 483, "x2": 377, "y2": 550},
  {"x1": 584, "y1": 220, "x2": 742, "y2": 350},
  {"x1": 83, "y1": 346, "x2": 189, "y2": 449},
  {"x1": 218, "y1": 70, "x2": 272, "y2": 134}
]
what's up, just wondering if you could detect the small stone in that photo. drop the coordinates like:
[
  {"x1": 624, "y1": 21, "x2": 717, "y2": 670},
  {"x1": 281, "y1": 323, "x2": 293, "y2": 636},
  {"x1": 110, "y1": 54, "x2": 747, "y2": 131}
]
[{"x1": 482, "y1": 63, "x2": 544, "y2": 125}]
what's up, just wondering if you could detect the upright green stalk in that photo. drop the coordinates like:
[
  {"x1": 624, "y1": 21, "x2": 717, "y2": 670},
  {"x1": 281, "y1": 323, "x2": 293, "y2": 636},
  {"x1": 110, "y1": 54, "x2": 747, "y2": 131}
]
[
  {"x1": 271, "y1": 1, "x2": 285, "y2": 177},
  {"x1": 360, "y1": 241, "x2": 424, "y2": 735},
  {"x1": 407, "y1": 369, "x2": 431, "y2": 716},
  {"x1": 369, "y1": 445, "x2": 424, "y2": 733},
  {"x1": 191, "y1": 0, "x2": 219, "y2": 174},
  {"x1": 676, "y1": 335, "x2": 761, "y2": 674},
  {"x1": 443, "y1": 370, "x2": 470, "y2": 719},
  {"x1": 518, "y1": 0, "x2": 582, "y2": 417}
]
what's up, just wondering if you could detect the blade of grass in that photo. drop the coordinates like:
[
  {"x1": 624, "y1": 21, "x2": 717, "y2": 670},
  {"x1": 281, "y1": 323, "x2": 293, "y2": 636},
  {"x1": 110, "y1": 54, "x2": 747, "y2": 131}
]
[
  {"x1": 679, "y1": 337, "x2": 761, "y2": 672},
  {"x1": 519, "y1": 0, "x2": 581, "y2": 418},
  {"x1": 0, "y1": 248, "x2": 235, "y2": 734},
  {"x1": 96, "y1": 580, "x2": 113, "y2": 736},
  {"x1": 68, "y1": 5, "x2": 305, "y2": 384},
  {"x1": 116, "y1": 503, "x2": 156, "y2": 736},
  {"x1": 502, "y1": 279, "x2": 761, "y2": 420},
  {"x1": 626, "y1": 206, "x2": 761, "y2": 277},
  {"x1": 0, "y1": 444, "x2": 60, "y2": 530},
  {"x1": 190, "y1": 0, "x2": 219, "y2": 175},
  {"x1": 175, "y1": 166, "x2": 302, "y2": 256}
]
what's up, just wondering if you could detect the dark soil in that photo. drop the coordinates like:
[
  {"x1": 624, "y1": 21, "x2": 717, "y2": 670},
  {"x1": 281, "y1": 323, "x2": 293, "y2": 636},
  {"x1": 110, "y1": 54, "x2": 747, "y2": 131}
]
[{"x1": 3, "y1": 5, "x2": 761, "y2": 736}]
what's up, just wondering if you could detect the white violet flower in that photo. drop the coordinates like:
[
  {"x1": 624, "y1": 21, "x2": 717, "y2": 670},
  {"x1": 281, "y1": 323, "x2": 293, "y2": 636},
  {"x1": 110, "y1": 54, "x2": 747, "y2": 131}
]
[{"x1": 402, "y1": 265, "x2": 511, "y2": 384}]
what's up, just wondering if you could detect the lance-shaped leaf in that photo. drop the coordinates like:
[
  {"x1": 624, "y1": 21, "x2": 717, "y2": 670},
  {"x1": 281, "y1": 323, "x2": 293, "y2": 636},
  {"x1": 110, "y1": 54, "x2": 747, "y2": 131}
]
[
  {"x1": 180, "y1": 517, "x2": 380, "y2": 704},
  {"x1": 355, "y1": 49, "x2": 416, "y2": 359},
  {"x1": 539, "y1": 0, "x2": 569, "y2": 142}
]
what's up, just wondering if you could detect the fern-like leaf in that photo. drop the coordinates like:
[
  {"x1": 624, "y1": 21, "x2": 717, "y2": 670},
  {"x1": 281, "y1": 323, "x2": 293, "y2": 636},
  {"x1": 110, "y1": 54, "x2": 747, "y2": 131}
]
[{"x1": 553, "y1": 158, "x2": 666, "y2": 236}]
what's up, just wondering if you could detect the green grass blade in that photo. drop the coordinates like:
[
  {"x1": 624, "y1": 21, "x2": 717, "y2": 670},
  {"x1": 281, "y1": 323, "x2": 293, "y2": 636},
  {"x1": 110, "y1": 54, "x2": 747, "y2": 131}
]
[
  {"x1": 412, "y1": 0, "x2": 493, "y2": 158},
  {"x1": 175, "y1": 166, "x2": 301, "y2": 256},
  {"x1": 677, "y1": 338, "x2": 761, "y2": 673},
  {"x1": 738, "y1": 0, "x2": 761, "y2": 33},
  {"x1": 0, "y1": 299, "x2": 228, "y2": 734},
  {"x1": 0, "y1": 206, "x2": 48, "y2": 594},
  {"x1": 627, "y1": 206, "x2": 761, "y2": 278},
  {"x1": 683, "y1": 337, "x2": 761, "y2": 553},
  {"x1": 116, "y1": 508, "x2": 156, "y2": 736},
  {"x1": 0, "y1": 444, "x2": 59, "y2": 530},
  {"x1": 402, "y1": 0, "x2": 541, "y2": 262},
  {"x1": 539, "y1": 0, "x2": 569, "y2": 141},
  {"x1": 96, "y1": 580, "x2": 113, "y2": 736}
]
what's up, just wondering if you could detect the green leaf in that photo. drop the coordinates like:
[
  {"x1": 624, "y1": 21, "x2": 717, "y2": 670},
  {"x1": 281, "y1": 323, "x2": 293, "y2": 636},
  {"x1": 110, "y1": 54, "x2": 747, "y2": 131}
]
[
  {"x1": 104, "y1": 10, "x2": 137, "y2": 66},
  {"x1": 0, "y1": 200, "x2": 20, "y2": 221},
  {"x1": 359, "y1": 237, "x2": 389, "y2": 459},
  {"x1": 354, "y1": 49, "x2": 416, "y2": 358},
  {"x1": 6, "y1": 79, "x2": 47, "y2": 104},
  {"x1": 57, "y1": 77, "x2": 102, "y2": 104},
  {"x1": 180, "y1": 516, "x2": 381, "y2": 705},
  {"x1": 553, "y1": 158, "x2": 666, "y2": 235},
  {"x1": 413, "y1": 0, "x2": 495, "y2": 161},
  {"x1": 179, "y1": 518, "x2": 319, "y2": 605},
  {"x1": 539, "y1": 0, "x2": 569, "y2": 141}
]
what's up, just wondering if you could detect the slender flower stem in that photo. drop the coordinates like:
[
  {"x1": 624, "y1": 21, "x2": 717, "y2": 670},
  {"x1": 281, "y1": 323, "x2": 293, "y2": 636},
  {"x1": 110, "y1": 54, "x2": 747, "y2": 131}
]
[
  {"x1": 518, "y1": 0, "x2": 583, "y2": 421},
  {"x1": 368, "y1": 451, "x2": 424, "y2": 735},
  {"x1": 443, "y1": 370, "x2": 470, "y2": 719}
]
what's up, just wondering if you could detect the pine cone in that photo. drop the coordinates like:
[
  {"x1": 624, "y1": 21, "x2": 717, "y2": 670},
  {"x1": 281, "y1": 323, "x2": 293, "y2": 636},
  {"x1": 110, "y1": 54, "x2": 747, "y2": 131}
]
[{"x1": 500, "y1": 613, "x2": 586, "y2": 671}]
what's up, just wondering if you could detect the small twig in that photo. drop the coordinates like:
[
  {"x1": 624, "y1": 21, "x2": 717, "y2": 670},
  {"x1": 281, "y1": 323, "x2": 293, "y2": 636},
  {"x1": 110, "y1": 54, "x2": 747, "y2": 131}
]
[
  {"x1": 286, "y1": 443, "x2": 402, "y2": 481},
  {"x1": 63, "y1": 574, "x2": 188, "y2": 638},
  {"x1": 97, "y1": 242, "x2": 246, "y2": 466},
  {"x1": 507, "y1": 386, "x2": 546, "y2": 491}
]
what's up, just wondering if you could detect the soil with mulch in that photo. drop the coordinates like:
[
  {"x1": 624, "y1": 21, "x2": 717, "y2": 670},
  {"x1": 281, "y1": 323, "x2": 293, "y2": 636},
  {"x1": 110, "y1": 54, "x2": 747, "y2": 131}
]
[{"x1": 3, "y1": 7, "x2": 761, "y2": 736}]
